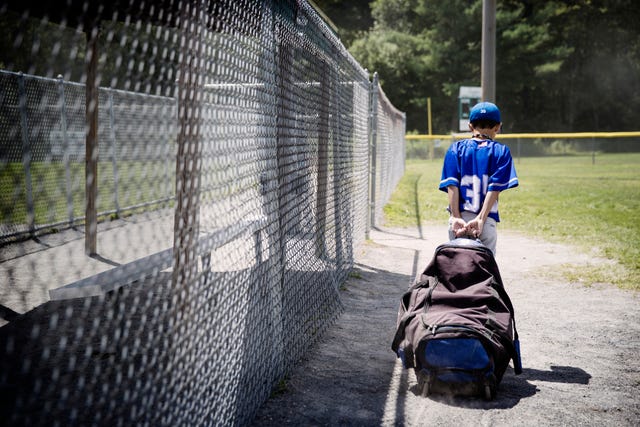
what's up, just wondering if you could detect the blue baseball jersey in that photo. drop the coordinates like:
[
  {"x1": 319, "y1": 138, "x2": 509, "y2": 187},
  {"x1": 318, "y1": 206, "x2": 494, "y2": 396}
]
[{"x1": 439, "y1": 138, "x2": 518, "y2": 222}]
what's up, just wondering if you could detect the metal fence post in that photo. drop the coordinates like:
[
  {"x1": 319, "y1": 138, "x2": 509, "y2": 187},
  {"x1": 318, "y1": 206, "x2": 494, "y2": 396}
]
[
  {"x1": 18, "y1": 72, "x2": 35, "y2": 236},
  {"x1": 57, "y1": 74, "x2": 75, "y2": 226},
  {"x1": 170, "y1": 3, "x2": 205, "y2": 416},
  {"x1": 165, "y1": 101, "x2": 175, "y2": 203},
  {"x1": 107, "y1": 90, "x2": 120, "y2": 216},
  {"x1": 85, "y1": 29, "x2": 99, "y2": 255},
  {"x1": 258, "y1": 2, "x2": 285, "y2": 387},
  {"x1": 172, "y1": 0, "x2": 204, "y2": 291},
  {"x1": 368, "y1": 72, "x2": 379, "y2": 233},
  {"x1": 331, "y1": 58, "x2": 344, "y2": 277},
  {"x1": 315, "y1": 58, "x2": 330, "y2": 259}
]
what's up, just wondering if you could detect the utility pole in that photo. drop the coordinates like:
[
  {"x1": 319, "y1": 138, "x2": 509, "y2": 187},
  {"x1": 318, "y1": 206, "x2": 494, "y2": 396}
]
[{"x1": 481, "y1": 0, "x2": 496, "y2": 102}]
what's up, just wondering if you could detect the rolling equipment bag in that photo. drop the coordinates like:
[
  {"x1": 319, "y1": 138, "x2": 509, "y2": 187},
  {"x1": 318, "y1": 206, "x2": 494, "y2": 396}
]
[{"x1": 391, "y1": 238, "x2": 522, "y2": 400}]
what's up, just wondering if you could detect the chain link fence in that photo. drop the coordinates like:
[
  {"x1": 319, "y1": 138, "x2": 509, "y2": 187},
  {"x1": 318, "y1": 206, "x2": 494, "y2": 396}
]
[
  {"x1": 369, "y1": 73, "x2": 406, "y2": 229},
  {"x1": 0, "y1": 71, "x2": 177, "y2": 241},
  {"x1": 0, "y1": 1, "x2": 405, "y2": 425}
]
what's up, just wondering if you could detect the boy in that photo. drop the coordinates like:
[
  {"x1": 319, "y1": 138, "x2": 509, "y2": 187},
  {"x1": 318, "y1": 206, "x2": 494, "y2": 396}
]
[{"x1": 439, "y1": 102, "x2": 518, "y2": 254}]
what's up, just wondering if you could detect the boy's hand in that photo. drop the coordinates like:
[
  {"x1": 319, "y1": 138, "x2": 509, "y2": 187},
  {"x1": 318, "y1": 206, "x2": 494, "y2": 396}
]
[
  {"x1": 449, "y1": 217, "x2": 468, "y2": 237},
  {"x1": 466, "y1": 217, "x2": 484, "y2": 238}
]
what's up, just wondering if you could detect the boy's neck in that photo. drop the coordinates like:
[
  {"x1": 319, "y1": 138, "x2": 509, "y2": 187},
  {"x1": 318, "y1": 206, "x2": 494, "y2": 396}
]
[
  {"x1": 471, "y1": 132, "x2": 495, "y2": 140},
  {"x1": 471, "y1": 128, "x2": 498, "y2": 140}
]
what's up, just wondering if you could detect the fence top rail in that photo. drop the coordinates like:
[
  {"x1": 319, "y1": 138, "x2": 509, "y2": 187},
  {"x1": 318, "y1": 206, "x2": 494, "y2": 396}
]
[
  {"x1": 406, "y1": 131, "x2": 640, "y2": 140},
  {"x1": 0, "y1": 69, "x2": 176, "y2": 102},
  {"x1": 48, "y1": 217, "x2": 267, "y2": 301}
]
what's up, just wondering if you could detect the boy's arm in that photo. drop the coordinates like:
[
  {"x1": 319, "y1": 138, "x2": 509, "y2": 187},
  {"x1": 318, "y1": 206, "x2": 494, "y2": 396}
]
[
  {"x1": 447, "y1": 186, "x2": 461, "y2": 217},
  {"x1": 447, "y1": 186, "x2": 467, "y2": 236}
]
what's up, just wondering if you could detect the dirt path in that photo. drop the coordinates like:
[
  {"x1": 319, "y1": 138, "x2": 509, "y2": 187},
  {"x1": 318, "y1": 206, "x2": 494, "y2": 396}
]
[{"x1": 251, "y1": 224, "x2": 640, "y2": 426}]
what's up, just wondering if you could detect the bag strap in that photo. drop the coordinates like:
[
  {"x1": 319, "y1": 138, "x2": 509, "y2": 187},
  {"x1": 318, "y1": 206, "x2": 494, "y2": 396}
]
[
  {"x1": 488, "y1": 277, "x2": 523, "y2": 375},
  {"x1": 391, "y1": 311, "x2": 417, "y2": 352},
  {"x1": 512, "y1": 318, "x2": 523, "y2": 374},
  {"x1": 390, "y1": 279, "x2": 438, "y2": 353}
]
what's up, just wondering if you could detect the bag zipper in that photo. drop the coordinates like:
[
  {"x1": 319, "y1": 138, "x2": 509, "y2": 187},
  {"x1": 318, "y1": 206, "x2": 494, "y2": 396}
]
[{"x1": 422, "y1": 322, "x2": 498, "y2": 344}]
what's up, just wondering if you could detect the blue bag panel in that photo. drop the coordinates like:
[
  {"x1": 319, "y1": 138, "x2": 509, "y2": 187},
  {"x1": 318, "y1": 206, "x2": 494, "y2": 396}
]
[
  {"x1": 437, "y1": 372, "x2": 478, "y2": 383},
  {"x1": 397, "y1": 348, "x2": 408, "y2": 369},
  {"x1": 513, "y1": 338, "x2": 523, "y2": 374},
  {"x1": 424, "y1": 338, "x2": 490, "y2": 370}
]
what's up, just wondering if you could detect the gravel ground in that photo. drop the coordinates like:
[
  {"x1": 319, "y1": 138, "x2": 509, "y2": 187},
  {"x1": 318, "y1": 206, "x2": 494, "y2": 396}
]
[{"x1": 251, "y1": 224, "x2": 640, "y2": 426}]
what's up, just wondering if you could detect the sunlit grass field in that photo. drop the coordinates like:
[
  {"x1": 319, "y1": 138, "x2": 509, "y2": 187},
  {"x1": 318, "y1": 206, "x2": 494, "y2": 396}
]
[
  {"x1": 383, "y1": 153, "x2": 640, "y2": 290},
  {"x1": 0, "y1": 161, "x2": 174, "y2": 227}
]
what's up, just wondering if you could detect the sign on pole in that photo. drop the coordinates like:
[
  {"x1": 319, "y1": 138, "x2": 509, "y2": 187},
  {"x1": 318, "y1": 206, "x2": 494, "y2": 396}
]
[{"x1": 458, "y1": 86, "x2": 481, "y2": 131}]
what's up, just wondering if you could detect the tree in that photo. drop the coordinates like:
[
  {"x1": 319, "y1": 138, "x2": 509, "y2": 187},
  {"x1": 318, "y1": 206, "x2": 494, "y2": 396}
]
[
  {"x1": 496, "y1": 0, "x2": 640, "y2": 132},
  {"x1": 322, "y1": 0, "x2": 640, "y2": 133},
  {"x1": 543, "y1": 0, "x2": 640, "y2": 131},
  {"x1": 0, "y1": 10, "x2": 86, "y2": 80},
  {"x1": 494, "y1": 0, "x2": 572, "y2": 132},
  {"x1": 350, "y1": 0, "x2": 484, "y2": 133},
  {"x1": 312, "y1": 0, "x2": 373, "y2": 47}
]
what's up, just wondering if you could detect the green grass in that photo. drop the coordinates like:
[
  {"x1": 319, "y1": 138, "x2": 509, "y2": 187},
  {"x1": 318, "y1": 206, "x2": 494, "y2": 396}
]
[
  {"x1": 383, "y1": 153, "x2": 640, "y2": 290},
  {"x1": 1, "y1": 160, "x2": 175, "y2": 227}
]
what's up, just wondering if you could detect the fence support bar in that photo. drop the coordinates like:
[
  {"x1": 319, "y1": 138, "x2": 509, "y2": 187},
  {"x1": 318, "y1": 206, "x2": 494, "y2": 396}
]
[
  {"x1": 85, "y1": 29, "x2": 99, "y2": 255},
  {"x1": 18, "y1": 72, "x2": 35, "y2": 236},
  {"x1": 57, "y1": 75, "x2": 75, "y2": 225}
]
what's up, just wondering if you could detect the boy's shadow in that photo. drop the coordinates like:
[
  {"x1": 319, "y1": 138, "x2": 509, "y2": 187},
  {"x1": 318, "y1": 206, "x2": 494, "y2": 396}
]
[{"x1": 411, "y1": 365, "x2": 591, "y2": 409}]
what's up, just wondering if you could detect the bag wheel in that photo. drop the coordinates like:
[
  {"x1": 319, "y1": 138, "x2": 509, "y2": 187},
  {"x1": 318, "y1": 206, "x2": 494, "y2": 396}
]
[
  {"x1": 483, "y1": 381, "x2": 498, "y2": 401},
  {"x1": 416, "y1": 372, "x2": 431, "y2": 397},
  {"x1": 483, "y1": 385, "x2": 492, "y2": 400},
  {"x1": 482, "y1": 374, "x2": 497, "y2": 401},
  {"x1": 421, "y1": 380, "x2": 431, "y2": 397}
]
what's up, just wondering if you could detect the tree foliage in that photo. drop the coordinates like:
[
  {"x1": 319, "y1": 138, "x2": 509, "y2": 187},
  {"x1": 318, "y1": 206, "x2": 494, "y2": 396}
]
[
  {"x1": 320, "y1": 0, "x2": 640, "y2": 133},
  {"x1": 2, "y1": 1, "x2": 638, "y2": 133}
]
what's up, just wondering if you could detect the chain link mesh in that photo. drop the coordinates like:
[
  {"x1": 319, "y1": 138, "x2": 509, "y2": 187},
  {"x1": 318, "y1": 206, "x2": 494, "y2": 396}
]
[{"x1": 0, "y1": 1, "x2": 405, "y2": 425}]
